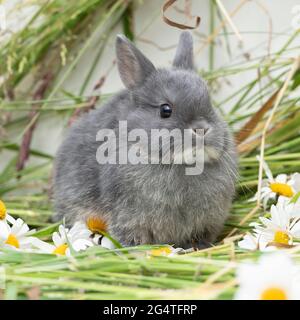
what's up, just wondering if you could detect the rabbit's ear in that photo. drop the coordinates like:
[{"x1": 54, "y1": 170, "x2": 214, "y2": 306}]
[
  {"x1": 173, "y1": 31, "x2": 194, "y2": 70},
  {"x1": 116, "y1": 35, "x2": 156, "y2": 89}
]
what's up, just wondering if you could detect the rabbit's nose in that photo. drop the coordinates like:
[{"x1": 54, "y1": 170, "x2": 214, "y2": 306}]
[{"x1": 192, "y1": 127, "x2": 210, "y2": 135}]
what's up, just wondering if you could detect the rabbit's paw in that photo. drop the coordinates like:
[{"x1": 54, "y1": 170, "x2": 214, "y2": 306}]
[{"x1": 191, "y1": 239, "x2": 213, "y2": 251}]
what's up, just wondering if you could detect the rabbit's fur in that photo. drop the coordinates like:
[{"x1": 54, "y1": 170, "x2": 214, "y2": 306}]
[{"x1": 53, "y1": 32, "x2": 238, "y2": 248}]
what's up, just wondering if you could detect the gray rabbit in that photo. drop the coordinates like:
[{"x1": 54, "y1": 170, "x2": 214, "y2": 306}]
[{"x1": 53, "y1": 32, "x2": 238, "y2": 249}]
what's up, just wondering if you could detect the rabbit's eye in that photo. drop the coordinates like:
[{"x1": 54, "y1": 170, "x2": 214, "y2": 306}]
[{"x1": 160, "y1": 104, "x2": 172, "y2": 118}]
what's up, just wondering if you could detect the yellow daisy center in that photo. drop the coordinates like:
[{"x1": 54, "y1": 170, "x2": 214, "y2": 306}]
[
  {"x1": 86, "y1": 216, "x2": 107, "y2": 234},
  {"x1": 0, "y1": 200, "x2": 7, "y2": 220},
  {"x1": 5, "y1": 234, "x2": 20, "y2": 248},
  {"x1": 260, "y1": 287, "x2": 287, "y2": 300},
  {"x1": 53, "y1": 244, "x2": 68, "y2": 255},
  {"x1": 270, "y1": 182, "x2": 294, "y2": 198},
  {"x1": 274, "y1": 231, "x2": 290, "y2": 245},
  {"x1": 150, "y1": 247, "x2": 172, "y2": 256}
]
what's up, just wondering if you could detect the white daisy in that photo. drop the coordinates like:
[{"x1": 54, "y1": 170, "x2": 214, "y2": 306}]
[
  {"x1": 0, "y1": 200, "x2": 17, "y2": 224},
  {"x1": 85, "y1": 216, "x2": 116, "y2": 250},
  {"x1": 34, "y1": 222, "x2": 93, "y2": 256},
  {"x1": 278, "y1": 195, "x2": 300, "y2": 218},
  {"x1": 85, "y1": 216, "x2": 107, "y2": 234},
  {"x1": 0, "y1": 218, "x2": 36, "y2": 250},
  {"x1": 280, "y1": 183, "x2": 300, "y2": 216},
  {"x1": 92, "y1": 234, "x2": 116, "y2": 250},
  {"x1": 253, "y1": 202, "x2": 300, "y2": 248},
  {"x1": 291, "y1": 173, "x2": 300, "y2": 193},
  {"x1": 251, "y1": 157, "x2": 300, "y2": 208},
  {"x1": 238, "y1": 231, "x2": 274, "y2": 252},
  {"x1": 148, "y1": 246, "x2": 184, "y2": 257},
  {"x1": 235, "y1": 253, "x2": 300, "y2": 300}
]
